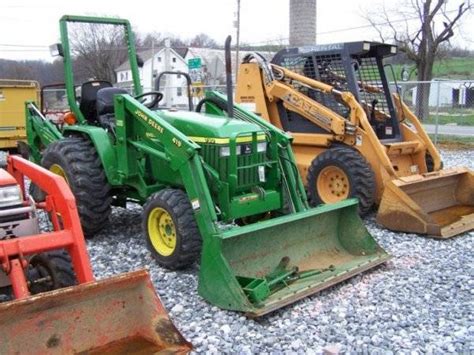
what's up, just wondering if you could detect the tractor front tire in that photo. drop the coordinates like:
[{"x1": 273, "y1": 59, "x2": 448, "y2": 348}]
[
  {"x1": 41, "y1": 136, "x2": 112, "y2": 237},
  {"x1": 27, "y1": 250, "x2": 77, "y2": 295},
  {"x1": 307, "y1": 145, "x2": 376, "y2": 216},
  {"x1": 143, "y1": 189, "x2": 201, "y2": 270}
]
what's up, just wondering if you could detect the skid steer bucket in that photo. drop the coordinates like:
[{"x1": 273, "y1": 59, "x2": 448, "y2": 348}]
[
  {"x1": 198, "y1": 199, "x2": 390, "y2": 317},
  {"x1": 377, "y1": 168, "x2": 474, "y2": 238},
  {"x1": 0, "y1": 270, "x2": 192, "y2": 354}
]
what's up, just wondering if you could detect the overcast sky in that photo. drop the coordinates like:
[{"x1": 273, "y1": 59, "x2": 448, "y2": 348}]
[{"x1": 0, "y1": 0, "x2": 472, "y2": 61}]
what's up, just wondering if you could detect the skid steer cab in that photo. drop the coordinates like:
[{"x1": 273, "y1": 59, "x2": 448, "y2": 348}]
[
  {"x1": 26, "y1": 16, "x2": 390, "y2": 316},
  {"x1": 235, "y1": 42, "x2": 474, "y2": 238},
  {"x1": 0, "y1": 154, "x2": 191, "y2": 354}
]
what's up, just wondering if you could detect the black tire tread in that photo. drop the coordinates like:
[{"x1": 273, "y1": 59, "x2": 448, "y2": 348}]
[
  {"x1": 307, "y1": 145, "x2": 376, "y2": 215},
  {"x1": 28, "y1": 249, "x2": 77, "y2": 294},
  {"x1": 41, "y1": 136, "x2": 112, "y2": 237},
  {"x1": 143, "y1": 189, "x2": 201, "y2": 270},
  {"x1": 41, "y1": 250, "x2": 77, "y2": 287}
]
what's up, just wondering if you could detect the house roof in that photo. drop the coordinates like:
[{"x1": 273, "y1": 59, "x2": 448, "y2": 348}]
[
  {"x1": 115, "y1": 47, "x2": 189, "y2": 72},
  {"x1": 185, "y1": 47, "x2": 274, "y2": 68}
]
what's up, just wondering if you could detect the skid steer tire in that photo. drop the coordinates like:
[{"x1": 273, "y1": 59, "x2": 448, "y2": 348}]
[
  {"x1": 307, "y1": 146, "x2": 376, "y2": 216},
  {"x1": 41, "y1": 136, "x2": 112, "y2": 237},
  {"x1": 425, "y1": 153, "x2": 443, "y2": 172},
  {"x1": 143, "y1": 189, "x2": 201, "y2": 270},
  {"x1": 27, "y1": 250, "x2": 77, "y2": 295}
]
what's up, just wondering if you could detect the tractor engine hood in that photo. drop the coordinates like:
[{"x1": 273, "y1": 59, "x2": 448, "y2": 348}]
[{"x1": 160, "y1": 110, "x2": 263, "y2": 140}]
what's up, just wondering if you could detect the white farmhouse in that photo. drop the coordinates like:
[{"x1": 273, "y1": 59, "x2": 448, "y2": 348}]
[{"x1": 115, "y1": 45, "x2": 190, "y2": 108}]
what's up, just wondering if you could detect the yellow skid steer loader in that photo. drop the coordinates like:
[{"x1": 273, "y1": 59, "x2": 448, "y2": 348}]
[{"x1": 235, "y1": 42, "x2": 473, "y2": 238}]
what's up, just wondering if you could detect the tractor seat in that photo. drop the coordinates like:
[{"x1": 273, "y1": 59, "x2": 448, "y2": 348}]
[
  {"x1": 79, "y1": 80, "x2": 113, "y2": 122},
  {"x1": 96, "y1": 87, "x2": 128, "y2": 116},
  {"x1": 96, "y1": 87, "x2": 128, "y2": 132}
]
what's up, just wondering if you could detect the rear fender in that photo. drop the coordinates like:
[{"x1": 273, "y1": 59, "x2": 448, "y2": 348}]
[{"x1": 63, "y1": 126, "x2": 118, "y2": 184}]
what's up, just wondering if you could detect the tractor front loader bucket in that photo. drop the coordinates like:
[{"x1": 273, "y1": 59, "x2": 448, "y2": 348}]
[
  {"x1": 378, "y1": 168, "x2": 474, "y2": 238},
  {"x1": 0, "y1": 270, "x2": 192, "y2": 354},
  {"x1": 198, "y1": 199, "x2": 390, "y2": 317}
]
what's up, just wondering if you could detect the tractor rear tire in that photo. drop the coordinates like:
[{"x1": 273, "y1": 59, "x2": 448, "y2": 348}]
[
  {"x1": 307, "y1": 145, "x2": 376, "y2": 216},
  {"x1": 41, "y1": 136, "x2": 112, "y2": 237},
  {"x1": 142, "y1": 189, "x2": 201, "y2": 270},
  {"x1": 27, "y1": 250, "x2": 77, "y2": 295}
]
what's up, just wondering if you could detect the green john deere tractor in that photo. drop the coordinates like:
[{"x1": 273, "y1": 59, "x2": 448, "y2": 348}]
[{"x1": 26, "y1": 15, "x2": 390, "y2": 316}]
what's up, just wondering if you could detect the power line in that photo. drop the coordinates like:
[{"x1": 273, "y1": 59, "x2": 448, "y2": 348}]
[
  {"x1": 243, "y1": 8, "x2": 461, "y2": 46},
  {"x1": 0, "y1": 8, "x2": 465, "y2": 50},
  {"x1": 0, "y1": 43, "x2": 49, "y2": 48},
  {"x1": 0, "y1": 49, "x2": 50, "y2": 52}
]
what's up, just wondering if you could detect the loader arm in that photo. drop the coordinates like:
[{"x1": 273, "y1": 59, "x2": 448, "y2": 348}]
[
  {"x1": 25, "y1": 101, "x2": 63, "y2": 163},
  {"x1": 392, "y1": 94, "x2": 442, "y2": 170}
]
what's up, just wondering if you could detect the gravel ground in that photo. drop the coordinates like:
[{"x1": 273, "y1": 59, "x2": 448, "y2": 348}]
[{"x1": 80, "y1": 149, "x2": 473, "y2": 354}]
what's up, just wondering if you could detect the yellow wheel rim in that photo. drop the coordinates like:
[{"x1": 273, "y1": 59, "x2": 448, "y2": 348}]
[
  {"x1": 317, "y1": 166, "x2": 350, "y2": 203},
  {"x1": 49, "y1": 164, "x2": 69, "y2": 184},
  {"x1": 147, "y1": 207, "x2": 177, "y2": 257}
]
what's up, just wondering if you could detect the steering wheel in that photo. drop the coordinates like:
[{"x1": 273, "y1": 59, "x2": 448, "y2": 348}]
[{"x1": 134, "y1": 91, "x2": 163, "y2": 109}]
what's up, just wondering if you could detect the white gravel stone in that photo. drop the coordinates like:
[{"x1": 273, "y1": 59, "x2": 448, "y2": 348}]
[
  {"x1": 171, "y1": 304, "x2": 184, "y2": 313},
  {"x1": 220, "y1": 324, "x2": 231, "y2": 334},
  {"x1": 78, "y1": 149, "x2": 474, "y2": 354}
]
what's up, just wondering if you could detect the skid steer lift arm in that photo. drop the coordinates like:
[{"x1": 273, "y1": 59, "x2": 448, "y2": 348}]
[
  {"x1": 238, "y1": 54, "x2": 397, "y2": 176},
  {"x1": 241, "y1": 53, "x2": 359, "y2": 137}
]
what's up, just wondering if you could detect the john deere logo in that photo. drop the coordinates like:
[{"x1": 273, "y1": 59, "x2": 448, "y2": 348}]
[{"x1": 135, "y1": 109, "x2": 164, "y2": 133}]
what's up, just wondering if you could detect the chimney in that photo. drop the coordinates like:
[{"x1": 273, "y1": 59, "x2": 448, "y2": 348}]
[{"x1": 289, "y1": 0, "x2": 317, "y2": 46}]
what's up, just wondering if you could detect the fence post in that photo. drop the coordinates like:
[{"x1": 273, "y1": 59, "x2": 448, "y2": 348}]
[{"x1": 434, "y1": 80, "x2": 441, "y2": 145}]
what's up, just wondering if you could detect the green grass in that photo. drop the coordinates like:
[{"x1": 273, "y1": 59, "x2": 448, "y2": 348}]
[
  {"x1": 388, "y1": 57, "x2": 474, "y2": 81},
  {"x1": 424, "y1": 112, "x2": 474, "y2": 126},
  {"x1": 428, "y1": 134, "x2": 474, "y2": 148}
]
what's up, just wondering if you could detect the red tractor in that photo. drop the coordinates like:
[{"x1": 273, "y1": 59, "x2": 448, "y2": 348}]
[{"x1": 0, "y1": 154, "x2": 191, "y2": 354}]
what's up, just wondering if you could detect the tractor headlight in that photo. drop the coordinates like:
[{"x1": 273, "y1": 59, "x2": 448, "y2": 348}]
[
  {"x1": 219, "y1": 142, "x2": 267, "y2": 157},
  {"x1": 0, "y1": 185, "x2": 23, "y2": 208},
  {"x1": 257, "y1": 142, "x2": 267, "y2": 153},
  {"x1": 219, "y1": 146, "x2": 231, "y2": 157},
  {"x1": 219, "y1": 146, "x2": 245, "y2": 157}
]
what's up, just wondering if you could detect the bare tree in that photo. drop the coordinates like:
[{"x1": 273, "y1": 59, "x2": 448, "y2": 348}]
[
  {"x1": 365, "y1": 0, "x2": 472, "y2": 119},
  {"x1": 189, "y1": 33, "x2": 218, "y2": 48},
  {"x1": 69, "y1": 22, "x2": 129, "y2": 83}
]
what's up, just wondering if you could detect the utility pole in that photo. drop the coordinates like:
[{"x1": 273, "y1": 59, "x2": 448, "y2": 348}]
[
  {"x1": 164, "y1": 38, "x2": 171, "y2": 107},
  {"x1": 150, "y1": 38, "x2": 155, "y2": 91},
  {"x1": 234, "y1": 0, "x2": 241, "y2": 79}
]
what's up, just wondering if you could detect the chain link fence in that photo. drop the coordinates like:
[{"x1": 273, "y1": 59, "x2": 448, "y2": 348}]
[{"x1": 394, "y1": 80, "x2": 474, "y2": 143}]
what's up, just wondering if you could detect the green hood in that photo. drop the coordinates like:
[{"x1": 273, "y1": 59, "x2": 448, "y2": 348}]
[{"x1": 160, "y1": 111, "x2": 262, "y2": 139}]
